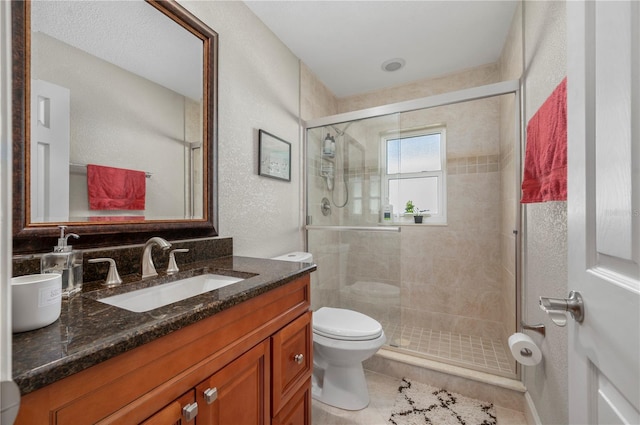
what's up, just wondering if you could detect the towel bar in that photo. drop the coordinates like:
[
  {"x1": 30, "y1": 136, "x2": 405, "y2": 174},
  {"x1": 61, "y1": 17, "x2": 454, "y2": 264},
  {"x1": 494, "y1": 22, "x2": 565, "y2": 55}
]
[{"x1": 70, "y1": 163, "x2": 152, "y2": 178}]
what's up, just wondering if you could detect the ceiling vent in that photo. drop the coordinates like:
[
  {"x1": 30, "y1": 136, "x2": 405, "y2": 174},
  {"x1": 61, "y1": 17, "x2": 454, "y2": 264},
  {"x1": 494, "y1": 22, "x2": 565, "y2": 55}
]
[{"x1": 381, "y1": 58, "x2": 405, "y2": 72}]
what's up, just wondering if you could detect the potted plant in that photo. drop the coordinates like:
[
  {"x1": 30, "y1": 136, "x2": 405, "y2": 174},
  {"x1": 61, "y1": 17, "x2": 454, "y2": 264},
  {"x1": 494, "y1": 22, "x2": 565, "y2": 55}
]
[
  {"x1": 413, "y1": 208, "x2": 424, "y2": 223},
  {"x1": 404, "y1": 200, "x2": 423, "y2": 223}
]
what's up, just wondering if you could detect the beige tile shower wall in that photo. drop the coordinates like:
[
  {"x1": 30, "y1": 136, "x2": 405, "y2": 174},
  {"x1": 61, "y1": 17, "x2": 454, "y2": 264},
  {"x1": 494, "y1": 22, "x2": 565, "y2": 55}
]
[
  {"x1": 299, "y1": 46, "x2": 342, "y2": 311},
  {"x1": 338, "y1": 63, "x2": 501, "y2": 113},
  {"x1": 400, "y1": 169, "x2": 503, "y2": 340},
  {"x1": 499, "y1": 95, "x2": 518, "y2": 346},
  {"x1": 300, "y1": 62, "x2": 338, "y2": 121},
  {"x1": 308, "y1": 230, "x2": 342, "y2": 311},
  {"x1": 499, "y1": 2, "x2": 523, "y2": 353},
  {"x1": 331, "y1": 66, "x2": 507, "y2": 341},
  {"x1": 401, "y1": 96, "x2": 503, "y2": 340},
  {"x1": 339, "y1": 231, "x2": 402, "y2": 324}
]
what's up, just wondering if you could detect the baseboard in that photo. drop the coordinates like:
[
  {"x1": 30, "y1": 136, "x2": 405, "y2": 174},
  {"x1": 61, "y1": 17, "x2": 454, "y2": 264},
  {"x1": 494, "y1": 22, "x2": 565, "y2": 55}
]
[{"x1": 524, "y1": 391, "x2": 543, "y2": 425}]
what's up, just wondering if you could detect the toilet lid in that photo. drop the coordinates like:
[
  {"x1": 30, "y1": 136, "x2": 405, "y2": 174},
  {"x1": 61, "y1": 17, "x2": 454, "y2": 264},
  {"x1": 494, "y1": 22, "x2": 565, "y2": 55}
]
[{"x1": 313, "y1": 307, "x2": 383, "y2": 341}]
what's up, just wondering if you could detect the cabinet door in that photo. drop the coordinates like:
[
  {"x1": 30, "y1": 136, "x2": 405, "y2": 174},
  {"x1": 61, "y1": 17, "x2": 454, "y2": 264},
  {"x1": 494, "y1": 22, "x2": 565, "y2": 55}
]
[
  {"x1": 272, "y1": 378, "x2": 311, "y2": 425},
  {"x1": 195, "y1": 340, "x2": 270, "y2": 425},
  {"x1": 141, "y1": 391, "x2": 197, "y2": 425},
  {"x1": 271, "y1": 311, "x2": 312, "y2": 415}
]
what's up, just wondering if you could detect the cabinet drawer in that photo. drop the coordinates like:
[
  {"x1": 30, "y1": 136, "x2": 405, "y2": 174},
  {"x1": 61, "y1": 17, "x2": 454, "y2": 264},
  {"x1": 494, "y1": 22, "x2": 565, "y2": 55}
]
[{"x1": 271, "y1": 311, "x2": 312, "y2": 415}]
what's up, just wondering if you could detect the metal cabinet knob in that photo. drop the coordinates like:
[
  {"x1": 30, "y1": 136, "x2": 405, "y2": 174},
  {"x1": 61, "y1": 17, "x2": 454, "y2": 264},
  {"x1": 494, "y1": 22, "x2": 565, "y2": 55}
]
[
  {"x1": 182, "y1": 402, "x2": 198, "y2": 422},
  {"x1": 539, "y1": 290, "x2": 584, "y2": 326},
  {"x1": 203, "y1": 387, "x2": 218, "y2": 404},
  {"x1": 293, "y1": 353, "x2": 304, "y2": 364}
]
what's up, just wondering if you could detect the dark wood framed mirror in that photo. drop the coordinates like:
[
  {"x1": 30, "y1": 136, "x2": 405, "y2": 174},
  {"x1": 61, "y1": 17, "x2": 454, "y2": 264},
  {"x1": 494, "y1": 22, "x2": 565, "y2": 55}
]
[{"x1": 12, "y1": 0, "x2": 218, "y2": 254}]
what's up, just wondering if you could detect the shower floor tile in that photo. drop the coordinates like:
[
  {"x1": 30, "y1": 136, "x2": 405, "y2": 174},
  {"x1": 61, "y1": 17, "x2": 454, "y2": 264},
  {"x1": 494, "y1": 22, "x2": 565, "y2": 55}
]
[{"x1": 381, "y1": 322, "x2": 516, "y2": 377}]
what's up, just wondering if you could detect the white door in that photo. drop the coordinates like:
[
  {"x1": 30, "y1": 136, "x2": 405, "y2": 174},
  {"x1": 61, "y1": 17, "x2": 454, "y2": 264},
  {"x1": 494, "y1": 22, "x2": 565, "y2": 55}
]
[
  {"x1": 567, "y1": 1, "x2": 640, "y2": 424},
  {"x1": 30, "y1": 79, "x2": 70, "y2": 222}
]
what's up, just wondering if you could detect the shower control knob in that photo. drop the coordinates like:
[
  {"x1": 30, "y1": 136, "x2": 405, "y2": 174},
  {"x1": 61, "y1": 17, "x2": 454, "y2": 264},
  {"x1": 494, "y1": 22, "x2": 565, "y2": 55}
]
[{"x1": 293, "y1": 353, "x2": 304, "y2": 364}]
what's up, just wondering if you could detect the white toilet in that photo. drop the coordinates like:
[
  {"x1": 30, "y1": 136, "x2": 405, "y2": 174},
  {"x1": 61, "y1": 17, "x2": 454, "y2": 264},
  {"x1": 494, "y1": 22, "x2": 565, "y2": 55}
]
[
  {"x1": 311, "y1": 306, "x2": 386, "y2": 410},
  {"x1": 271, "y1": 252, "x2": 387, "y2": 411}
]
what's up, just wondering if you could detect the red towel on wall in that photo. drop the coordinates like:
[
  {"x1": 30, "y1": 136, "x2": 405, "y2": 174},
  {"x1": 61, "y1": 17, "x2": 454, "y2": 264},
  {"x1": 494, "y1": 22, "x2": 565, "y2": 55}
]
[
  {"x1": 521, "y1": 77, "x2": 567, "y2": 203},
  {"x1": 87, "y1": 164, "x2": 146, "y2": 210}
]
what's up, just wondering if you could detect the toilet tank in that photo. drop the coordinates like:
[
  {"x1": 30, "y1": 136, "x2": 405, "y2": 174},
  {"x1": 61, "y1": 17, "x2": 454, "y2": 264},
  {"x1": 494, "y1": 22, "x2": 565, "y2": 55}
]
[{"x1": 271, "y1": 252, "x2": 313, "y2": 263}]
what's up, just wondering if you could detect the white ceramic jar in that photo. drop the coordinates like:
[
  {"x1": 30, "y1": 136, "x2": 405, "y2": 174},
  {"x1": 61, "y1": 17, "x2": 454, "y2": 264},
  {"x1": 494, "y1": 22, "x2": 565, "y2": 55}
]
[{"x1": 12, "y1": 273, "x2": 62, "y2": 333}]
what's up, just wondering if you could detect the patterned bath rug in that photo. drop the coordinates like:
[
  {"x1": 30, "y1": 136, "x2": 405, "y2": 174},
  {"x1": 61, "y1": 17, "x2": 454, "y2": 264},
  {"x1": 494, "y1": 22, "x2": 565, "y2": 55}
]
[{"x1": 388, "y1": 378, "x2": 497, "y2": 425}]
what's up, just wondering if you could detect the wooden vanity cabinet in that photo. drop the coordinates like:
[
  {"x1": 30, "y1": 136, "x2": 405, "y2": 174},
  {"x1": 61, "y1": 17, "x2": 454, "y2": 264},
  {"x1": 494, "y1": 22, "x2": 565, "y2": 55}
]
[
  {"x1": 140, "y1": 391, "x2": 196, "y2": 425},
  {"x1": 14, "y1": 275, "x2": 312, "y2": 425},
  {"x1": 272, "y1": 379, "x2": 311, "y2": 425},
  {"x1": 194, "y1": 340, "x2": 270, "y2": 425},
  {"x1": 271, "y1": 311, "x2": 312, "y2": 418}
]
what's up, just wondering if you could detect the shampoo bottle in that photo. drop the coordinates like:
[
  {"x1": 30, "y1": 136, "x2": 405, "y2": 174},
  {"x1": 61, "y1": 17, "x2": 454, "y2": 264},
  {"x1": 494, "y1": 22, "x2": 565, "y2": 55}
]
[
  {"x1": 382, "y1": 203, "x2": 393, "y2": 224},
  {"x1": 41, "y1": 226, "x2": 83, "y2": 298},
  {"x1": 323, "y1": 133, "x2": 335, "y2": 157}
]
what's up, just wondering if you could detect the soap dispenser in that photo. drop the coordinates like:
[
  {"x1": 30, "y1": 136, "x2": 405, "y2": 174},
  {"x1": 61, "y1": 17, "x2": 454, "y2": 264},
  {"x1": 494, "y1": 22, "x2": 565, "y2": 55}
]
[{"x1": 41, "y1": 226, "x2": 83, "y2": 298}]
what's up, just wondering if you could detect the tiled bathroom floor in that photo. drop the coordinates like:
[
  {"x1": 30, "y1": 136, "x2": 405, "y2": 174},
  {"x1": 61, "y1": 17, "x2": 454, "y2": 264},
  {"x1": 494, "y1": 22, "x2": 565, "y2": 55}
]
[
  {"x1": 311, "y1": 370, "x2": 527, "y2": 424},
  {"x1": 380, "y1": 322, "x2": 516, "y2": 377}
]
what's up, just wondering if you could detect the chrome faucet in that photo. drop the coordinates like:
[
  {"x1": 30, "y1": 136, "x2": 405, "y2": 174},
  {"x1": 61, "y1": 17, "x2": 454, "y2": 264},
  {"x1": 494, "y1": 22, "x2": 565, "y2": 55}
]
[{"x1": 141, "y1": 237, "x2": 172, "y2": 279}]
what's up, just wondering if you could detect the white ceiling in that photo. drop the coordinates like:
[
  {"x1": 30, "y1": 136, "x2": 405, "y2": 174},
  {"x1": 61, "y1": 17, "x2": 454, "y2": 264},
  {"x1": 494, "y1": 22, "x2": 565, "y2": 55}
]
[
  {"x1": 245, "y1": 1, "x2": 519, "y2": 98},
  {"x1": 31, "y1": 1, "x2": 203, "y2": 100}
]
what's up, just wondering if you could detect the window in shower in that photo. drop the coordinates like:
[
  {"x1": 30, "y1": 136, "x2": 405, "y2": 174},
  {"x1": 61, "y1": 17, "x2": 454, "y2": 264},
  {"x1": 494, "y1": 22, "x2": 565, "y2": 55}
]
[{"x1": 382, "y1": 126, "x2": 447, "y2": 224}]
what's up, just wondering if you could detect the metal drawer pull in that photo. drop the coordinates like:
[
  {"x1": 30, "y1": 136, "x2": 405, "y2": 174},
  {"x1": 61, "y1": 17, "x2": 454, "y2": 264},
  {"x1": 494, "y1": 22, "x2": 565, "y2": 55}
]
[
  {"x1": 204, "y1": 387, "x2": 218, "y2": 404},
  {"x1": 293, "y1": 353, "x2": 304, "y2": 364},
  {"x1": 182, "y1": 402, "x2": 198, "y2": 422}
]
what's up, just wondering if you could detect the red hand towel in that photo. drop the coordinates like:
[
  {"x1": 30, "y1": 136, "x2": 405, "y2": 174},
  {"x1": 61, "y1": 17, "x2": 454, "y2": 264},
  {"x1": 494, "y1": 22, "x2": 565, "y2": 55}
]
[
  {"x1": 521, "y1": 77, "x2": 567, "y2": 203},
  {"x1": 87, "y1": 164, "x2": 146, "y2": 210}
]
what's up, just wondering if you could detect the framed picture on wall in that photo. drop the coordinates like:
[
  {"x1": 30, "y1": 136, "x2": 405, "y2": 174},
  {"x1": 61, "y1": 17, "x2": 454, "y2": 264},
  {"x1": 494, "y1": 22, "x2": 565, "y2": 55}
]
[{"x1": 258, "y1": 129, "x2": 291, "y2": 182}]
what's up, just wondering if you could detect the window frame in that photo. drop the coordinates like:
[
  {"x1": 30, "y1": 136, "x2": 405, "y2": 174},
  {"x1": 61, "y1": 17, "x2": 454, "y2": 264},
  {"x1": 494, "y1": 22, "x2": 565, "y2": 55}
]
[{"x1": 381, "y1": 125, "x2": 447, "y2": 225}]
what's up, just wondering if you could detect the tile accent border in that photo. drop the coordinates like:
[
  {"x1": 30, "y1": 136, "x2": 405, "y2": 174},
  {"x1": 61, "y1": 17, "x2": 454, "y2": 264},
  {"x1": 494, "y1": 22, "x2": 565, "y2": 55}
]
[{"x1": 448, "y1": 154, "x2": 500, "y2": 175}]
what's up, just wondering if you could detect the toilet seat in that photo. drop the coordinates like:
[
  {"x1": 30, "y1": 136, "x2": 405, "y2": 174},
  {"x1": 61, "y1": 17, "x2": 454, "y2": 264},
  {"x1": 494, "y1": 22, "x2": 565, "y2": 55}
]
[{"x1": 313, "y1": 307, "x2": 383, "y2": 341}]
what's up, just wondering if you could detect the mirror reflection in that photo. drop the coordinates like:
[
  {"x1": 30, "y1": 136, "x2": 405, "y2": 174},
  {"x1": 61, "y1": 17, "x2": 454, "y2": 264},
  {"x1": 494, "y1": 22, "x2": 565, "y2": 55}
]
[{"x1": 29, "y1": 0, "x2": 204, "y2": 223}]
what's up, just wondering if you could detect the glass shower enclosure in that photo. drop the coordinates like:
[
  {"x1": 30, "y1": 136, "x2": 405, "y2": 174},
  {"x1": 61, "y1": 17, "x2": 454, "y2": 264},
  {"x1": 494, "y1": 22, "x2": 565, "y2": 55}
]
[{"x1": 305, "y1": 81, "x2": 522, "y2": 378}]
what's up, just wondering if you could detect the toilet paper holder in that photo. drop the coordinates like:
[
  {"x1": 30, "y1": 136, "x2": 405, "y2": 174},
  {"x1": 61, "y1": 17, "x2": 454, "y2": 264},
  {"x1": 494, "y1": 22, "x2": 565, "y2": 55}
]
[
  {"x1": 539, "y1": 290, "x2": 584, "y2": 326},
  {"x1": 520, "y1": 321, "x2": 545, "y2": 337}
]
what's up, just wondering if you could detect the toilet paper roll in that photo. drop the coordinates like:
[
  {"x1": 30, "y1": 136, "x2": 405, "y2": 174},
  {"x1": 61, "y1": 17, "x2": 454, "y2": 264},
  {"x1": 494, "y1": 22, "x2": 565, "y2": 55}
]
[{"x1": 508, "y1": 332, "x2": 542, "y2": 366}]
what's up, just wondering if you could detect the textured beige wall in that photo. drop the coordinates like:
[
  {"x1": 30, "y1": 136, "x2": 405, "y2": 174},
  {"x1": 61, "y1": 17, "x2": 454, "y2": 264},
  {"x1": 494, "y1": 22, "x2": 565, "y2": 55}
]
[
  {"x1": 180, "y1": 1, "x2": 303, "y2": 258},
  {"x1": 500, "y1": 1, "x2": 568, "y2": 424}
]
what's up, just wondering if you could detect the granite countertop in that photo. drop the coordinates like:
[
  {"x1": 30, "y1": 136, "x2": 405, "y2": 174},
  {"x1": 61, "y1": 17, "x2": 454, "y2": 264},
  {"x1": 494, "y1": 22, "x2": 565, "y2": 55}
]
[{"x1": 12, "y1": 255, "x2": 316, "y2": 395}]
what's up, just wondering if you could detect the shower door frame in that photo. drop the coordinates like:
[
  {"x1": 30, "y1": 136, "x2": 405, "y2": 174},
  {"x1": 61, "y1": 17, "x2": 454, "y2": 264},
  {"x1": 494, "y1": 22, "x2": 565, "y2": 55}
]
[{"x1": 303, "y1": 79, "x2": 523, "y2": 378}]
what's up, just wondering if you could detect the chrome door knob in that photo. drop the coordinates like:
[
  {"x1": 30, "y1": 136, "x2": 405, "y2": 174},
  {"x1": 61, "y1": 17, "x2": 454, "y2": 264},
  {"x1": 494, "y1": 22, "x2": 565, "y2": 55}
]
[{"x1": 539, "y1": 290, "x2": 584, "y2": 326}]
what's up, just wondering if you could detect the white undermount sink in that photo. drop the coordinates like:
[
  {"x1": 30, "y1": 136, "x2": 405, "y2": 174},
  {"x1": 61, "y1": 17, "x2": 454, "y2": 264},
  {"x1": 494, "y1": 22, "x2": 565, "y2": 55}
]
[{"x1": 98, "y1": 274, "x2": 244, "y2": 313}]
